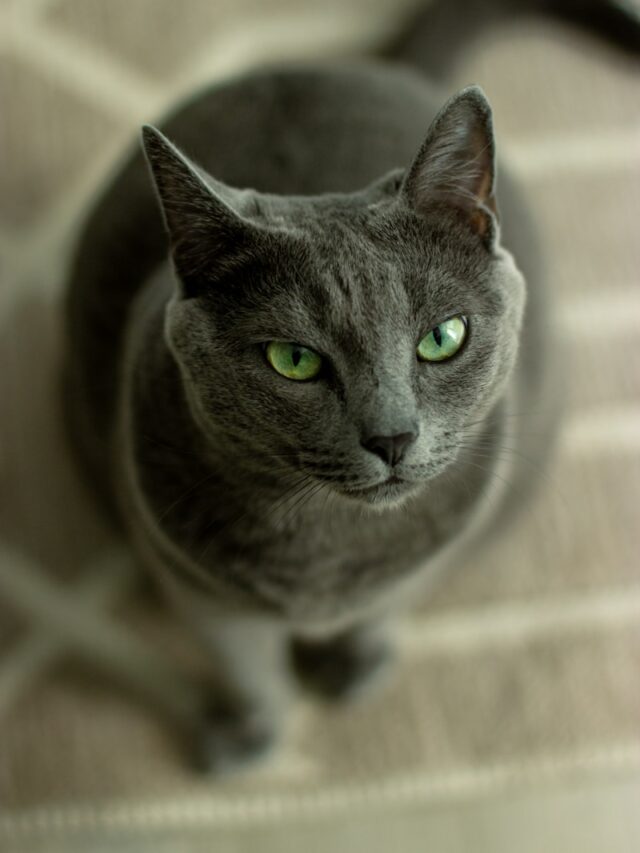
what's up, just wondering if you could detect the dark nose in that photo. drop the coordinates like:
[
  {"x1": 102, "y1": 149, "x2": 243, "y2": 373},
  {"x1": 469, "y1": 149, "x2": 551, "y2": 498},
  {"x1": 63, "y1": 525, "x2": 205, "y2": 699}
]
[{"x1": 361, "y1": 431, "x2": 417, "y2": 467}]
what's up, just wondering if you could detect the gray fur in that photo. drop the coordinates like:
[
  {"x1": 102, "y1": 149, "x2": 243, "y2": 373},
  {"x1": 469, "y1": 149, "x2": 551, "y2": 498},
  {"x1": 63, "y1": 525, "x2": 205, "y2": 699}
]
[{"x1": 63, "y1": 62, "x2": 553, "y2": 772}]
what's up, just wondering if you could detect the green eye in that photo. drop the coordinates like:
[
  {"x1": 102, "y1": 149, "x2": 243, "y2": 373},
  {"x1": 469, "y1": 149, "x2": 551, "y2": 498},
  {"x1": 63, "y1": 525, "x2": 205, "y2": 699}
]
[
  {"x1": 265, "y1": 341, "x2": 323, "y2": 381},
  {"x1": 417, "y1": 315, "x2": 468, "y2": 362}
]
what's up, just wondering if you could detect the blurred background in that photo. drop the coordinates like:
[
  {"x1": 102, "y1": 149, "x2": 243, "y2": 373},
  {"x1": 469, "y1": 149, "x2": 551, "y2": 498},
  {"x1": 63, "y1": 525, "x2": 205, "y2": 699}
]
[{"x1": 0, "y1": 1, "x2": 639, "y2": 851}]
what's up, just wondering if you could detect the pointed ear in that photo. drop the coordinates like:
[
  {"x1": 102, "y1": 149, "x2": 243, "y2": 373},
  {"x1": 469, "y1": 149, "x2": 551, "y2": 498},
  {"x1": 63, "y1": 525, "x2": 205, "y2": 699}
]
[
  {"x1": 141, "y1": 125, "x2": 256, "y2": 294},
  {"x1": 402, "y1": 86, "x2": 498, "y2": 242}
]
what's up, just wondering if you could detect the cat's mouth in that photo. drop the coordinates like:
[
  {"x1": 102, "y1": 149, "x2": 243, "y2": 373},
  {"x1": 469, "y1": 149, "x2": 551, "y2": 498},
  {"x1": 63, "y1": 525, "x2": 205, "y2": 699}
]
[{"x1": 339, "y1": 475, "x2": 416, "y2": 505}]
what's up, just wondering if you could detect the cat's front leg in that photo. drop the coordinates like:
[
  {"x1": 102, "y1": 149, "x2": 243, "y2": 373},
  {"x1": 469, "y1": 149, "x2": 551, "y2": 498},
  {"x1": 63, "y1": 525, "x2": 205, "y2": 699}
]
[
  {"x1": 291, "y1": 623, "x2": 395, "y2": 702},
  {"x1": 188, "y1": 614, "x2": 291, "y2": 774},
  {"x1": 163, "y1": 573, "x2": 291, "y2": 773}
]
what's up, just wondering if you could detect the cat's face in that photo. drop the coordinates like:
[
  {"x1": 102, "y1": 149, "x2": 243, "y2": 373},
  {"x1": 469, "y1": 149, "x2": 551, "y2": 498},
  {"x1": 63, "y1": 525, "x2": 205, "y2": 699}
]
[{"x1": 144, "y1": 86, "x2": 526, "y2": 508}]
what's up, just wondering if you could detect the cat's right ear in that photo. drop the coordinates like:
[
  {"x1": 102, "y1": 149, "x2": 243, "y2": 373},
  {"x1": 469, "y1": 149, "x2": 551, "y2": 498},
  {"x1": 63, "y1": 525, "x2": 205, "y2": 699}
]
[
  {"x1": 402, "y1": 86, "x2": 498, "y2": 245},
  {"x1": 141, "y1": 125, "x2": 256, "y2": 295}
]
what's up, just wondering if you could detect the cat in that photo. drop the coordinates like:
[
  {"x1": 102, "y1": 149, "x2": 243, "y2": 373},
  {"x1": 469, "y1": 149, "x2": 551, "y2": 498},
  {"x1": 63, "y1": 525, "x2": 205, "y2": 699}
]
[{"x1": 62, "y1": 0, "x2": 639, "y2": 773}]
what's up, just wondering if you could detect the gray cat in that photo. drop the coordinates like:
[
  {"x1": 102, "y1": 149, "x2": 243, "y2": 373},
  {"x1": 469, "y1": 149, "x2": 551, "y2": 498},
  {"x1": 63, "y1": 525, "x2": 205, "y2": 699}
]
[{"x1": 62, "y1": 0, "x2": 637, "y2": 772}]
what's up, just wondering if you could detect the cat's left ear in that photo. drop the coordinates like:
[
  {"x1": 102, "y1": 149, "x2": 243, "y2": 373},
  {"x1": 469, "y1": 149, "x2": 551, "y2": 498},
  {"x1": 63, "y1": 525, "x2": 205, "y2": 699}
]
[{"x1": 402, "y1": 86, "x2": 498, "y2": 243}]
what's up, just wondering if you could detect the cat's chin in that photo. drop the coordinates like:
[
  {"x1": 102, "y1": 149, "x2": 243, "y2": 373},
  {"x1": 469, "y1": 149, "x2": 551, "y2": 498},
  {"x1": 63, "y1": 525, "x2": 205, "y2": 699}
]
[{"x1": 338, "y1": 476, "x2": 421, "y2": 510}]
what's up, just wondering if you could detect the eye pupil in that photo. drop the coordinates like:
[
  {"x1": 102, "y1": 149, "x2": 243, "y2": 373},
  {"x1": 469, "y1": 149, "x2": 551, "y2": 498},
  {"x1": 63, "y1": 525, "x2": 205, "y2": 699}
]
[
  {"x1": 432, "y1": 325, "x2": 442, "y2": 347},
  {"x1": 292, "y1": 349, "x2": 301, "y2": 367}
]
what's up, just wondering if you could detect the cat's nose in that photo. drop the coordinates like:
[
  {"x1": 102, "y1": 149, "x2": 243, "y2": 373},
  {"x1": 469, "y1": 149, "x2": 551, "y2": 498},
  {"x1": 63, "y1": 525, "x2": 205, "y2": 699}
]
[{"x1": 361, "y1": 431, "x2": 417, "y2": 467}]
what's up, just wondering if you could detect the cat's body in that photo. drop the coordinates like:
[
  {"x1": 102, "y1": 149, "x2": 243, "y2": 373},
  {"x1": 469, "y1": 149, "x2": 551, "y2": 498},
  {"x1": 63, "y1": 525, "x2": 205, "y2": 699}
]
[
  {"x1": 66, "y1": 62, "x2": 541, "y2": 621},
  {"x1": 63, "y1": 0, "x2": 638, "y2": 770}
]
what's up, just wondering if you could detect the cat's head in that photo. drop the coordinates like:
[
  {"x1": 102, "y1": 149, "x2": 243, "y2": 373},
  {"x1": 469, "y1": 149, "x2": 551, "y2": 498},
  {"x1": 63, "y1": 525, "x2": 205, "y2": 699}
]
[{"x1": 142, "y1": 86, "x2": 525, "y2": 508}]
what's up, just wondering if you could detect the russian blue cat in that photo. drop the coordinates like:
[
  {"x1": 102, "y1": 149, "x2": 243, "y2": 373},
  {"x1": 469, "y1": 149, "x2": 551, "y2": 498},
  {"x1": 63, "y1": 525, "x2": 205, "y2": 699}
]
[{"x1": 63, "y1": 0, "x2": 638, "y2": 771}]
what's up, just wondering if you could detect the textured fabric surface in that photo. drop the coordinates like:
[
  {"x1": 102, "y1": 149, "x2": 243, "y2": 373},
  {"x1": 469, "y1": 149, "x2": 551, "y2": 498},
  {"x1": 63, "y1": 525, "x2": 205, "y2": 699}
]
[{"x1": 0, "y1": 1, "x2": 639, "y2": 851}]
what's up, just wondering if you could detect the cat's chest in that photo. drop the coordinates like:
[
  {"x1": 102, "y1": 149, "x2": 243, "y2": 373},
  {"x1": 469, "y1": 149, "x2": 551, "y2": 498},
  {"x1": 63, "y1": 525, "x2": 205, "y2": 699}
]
[{"x1": 170, "y1": 482, "x2": 469, "y2": 619}]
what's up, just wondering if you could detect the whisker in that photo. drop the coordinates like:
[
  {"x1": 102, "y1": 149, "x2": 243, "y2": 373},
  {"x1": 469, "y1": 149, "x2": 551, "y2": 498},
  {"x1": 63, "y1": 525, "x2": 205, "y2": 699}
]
[
  {"x1": 279, "y1": 479, "x2": 327, "y2": 530},
  {"x1": 455, "y1": 439, "x2": 563, "y2": 499},
  {"x1": 140, "y1": 432, "x2": 204, "y2": 459},
  {"x1": 271, "y1": 477, "x2": 320, "y2": 530},
  {"x1": 195, "y1": 474, "x2": 313, "y2": 563},
  {"x1": 155, "y1": 469, "x2": 219, "y2": 522},
  {"x1": 451, "y1": 455, "x2": 558, "y2": 528}
]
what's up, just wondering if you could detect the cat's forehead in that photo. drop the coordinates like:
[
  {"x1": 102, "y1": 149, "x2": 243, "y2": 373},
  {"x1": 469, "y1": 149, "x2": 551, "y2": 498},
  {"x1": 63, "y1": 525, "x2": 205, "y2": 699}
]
[
  {"x1": 261, "y1": 190, "x2": 480, "y2": 268},
  {"x1": 258, "y1": 211, "x2": 439, "y2": 345},
  {"x1": 277, "y1": 195, "x2": 489, "y2": 304}
]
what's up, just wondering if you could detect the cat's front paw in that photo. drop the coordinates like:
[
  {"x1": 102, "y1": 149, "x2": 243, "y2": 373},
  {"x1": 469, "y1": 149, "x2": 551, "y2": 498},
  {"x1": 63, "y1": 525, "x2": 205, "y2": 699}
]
[
  {"x1": 291, "y1": 633, "x2": 393, "y2": 702},
  {"x1": 193, "y1": 703, "x2": 278, "y2": 775}
]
